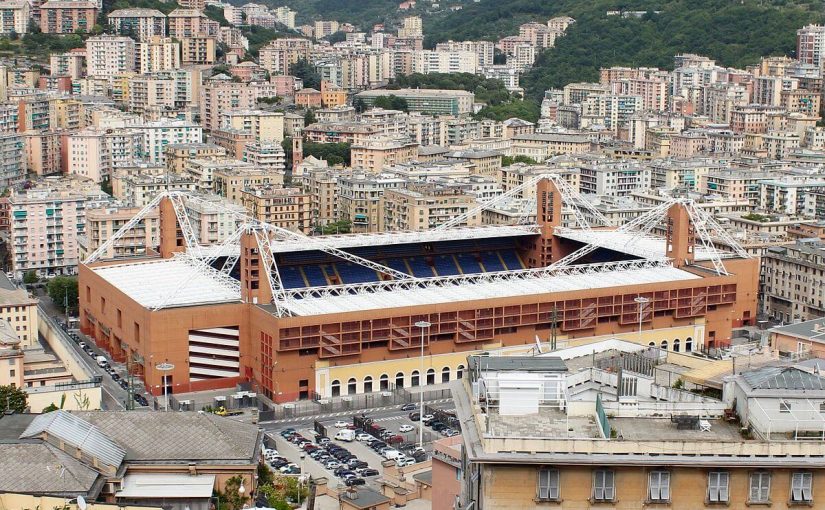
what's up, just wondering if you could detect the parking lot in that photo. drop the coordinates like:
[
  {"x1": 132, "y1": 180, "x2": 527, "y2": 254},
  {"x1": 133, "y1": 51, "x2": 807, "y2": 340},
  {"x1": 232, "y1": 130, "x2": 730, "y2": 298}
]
[{"x1": 263, "y1": 402, "x2": 458, "y2": 490}]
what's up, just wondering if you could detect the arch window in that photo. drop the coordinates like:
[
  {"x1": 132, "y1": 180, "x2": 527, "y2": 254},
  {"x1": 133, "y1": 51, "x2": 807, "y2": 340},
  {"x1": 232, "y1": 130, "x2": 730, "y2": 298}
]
[
  {"x1": 411, "y1": 370, "x2": 420, "y2": 387},
  {"x1": 347, "y1": 378, "x2": 357, "y2": 395},
  {"x1": 441, "y1": 367, "x2": 451, "y2": 383},
  {"x1": 427, "y1": 368, "x2": 436, "y2": 385},
  {"x1": 395, "y1": 372, "x2": 405, "y2": 388},
  {"x1": 331, "y1": 379, "x2": 341, "y2": 397},
  {"x1": 379, "y1": 374, "x2": 389, "y2": 390},
  {"x1": 364, "y1": 376, "x2": 374, "y2": 393}
]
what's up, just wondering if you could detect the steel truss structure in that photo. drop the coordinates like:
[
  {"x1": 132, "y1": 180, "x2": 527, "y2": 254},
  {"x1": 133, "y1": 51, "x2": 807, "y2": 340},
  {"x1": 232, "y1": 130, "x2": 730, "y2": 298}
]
[{"x1": 435, "y1": 173, "x2": 612, "y2": 231}]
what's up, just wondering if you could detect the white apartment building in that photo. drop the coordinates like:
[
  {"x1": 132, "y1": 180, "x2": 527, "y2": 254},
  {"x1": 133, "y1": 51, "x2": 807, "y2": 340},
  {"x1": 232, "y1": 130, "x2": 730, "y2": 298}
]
[
  {"x1": 579, "y1": 162, "x2": 651, "y2": 196},
  {"x1": 435, "y1": 40, "x2": 495, "y2": 67},
  {"x1": 183, "y1": 194, "x2": 244, "y2": 245},
  {"x1": 134, "y1": 120, "x2": 202, "y2": 165},
  {"x1": 507, "y1": 43, "x2": 535, "y2": 72},
  {"x1": 64, "y1": 128, "x2": 143, "y2": 182},
  {"x1": 797, "y1": 25, "x2": 825, "y2": 69},
  {"x1": 137, "y1": 36, "x2": 181, "y2": 74},
  {"x1": 413, "y1": 50, "x2": 477, "y2": 75},
  {"x1": 107, "y1": 8, "x2": 167, "y2": 42},
  {"x1": 128, "y1": 76, "x2": 174, "y2": 113},
  {"x1": 49, "y1": 51, "x2": 85, "y2": 80},
  {"x1": 0, "y1": 0, "x2": 29, "y2": 36},
  {"x1": 86, "y1": 35, "x2": 136, "y2": 78}
]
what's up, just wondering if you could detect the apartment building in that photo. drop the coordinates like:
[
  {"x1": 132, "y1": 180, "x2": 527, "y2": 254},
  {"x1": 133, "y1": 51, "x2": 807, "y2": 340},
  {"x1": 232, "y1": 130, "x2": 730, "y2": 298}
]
[
  {"x1": 299, "y1": 167, "x2": 343, "y2": 227},
  {"x1": 510, "y1": 133, "x2": 592, "y2": 159},
  {"x1": 452, "y1": 355, "x2": 825, "y2": 510},
  {"x1": 240, "y1": 185, "x2": 311, "y2": 233},
  {"x1": 0, "y1": 133, "x2": 22, "y2": 187},
  {"x1": 0, "y1": 0, "x2": 29, "y2": 36},
  {"x1": 383, "y1": 184, "x2": 479, "y2": 231},
  {"x1": 168, "y1": 8, "x2": 215, "y2": 38},
  {"x1": 241, "y1": 141, "x2": 286, "y2": 172},
  {"x1": 63, "y1": 128, "x2": 142, "y2": 182},
  {"x1": 221, "y1": 109, "x2": 284, "y2": 143},
  {"x1": 49, "y1": 50, "x2": 85, "y2": 80},
  {"x1": 39, "y1": 1, "x2": 97, "y2": 34},
  {"x1": 355, "y1": 89, "x2": 475, "y2": 115},
  {"x1": 350, "y1": 136, "x2": 419, "y2": 173},
  {"x1": 183, "y1": 194, "x2": 245, "y2": 244},
  {"x1": 111, "y1": 167, "x2": 199, "y2": 206},
  {"x1": 107, "y1": 8, "x2": 166, "y2": 42},
  {"x1": 413, "y1": 50, "x2": 477, "y2": 75},
  {"x1": 199, "y1": 77, "x2": 257, "y2": 132},
  {"x1": 86, "y1": 36, "x2": 135, "y2": 78},
  {"x1": 579, "y1": 162, "x2": 651, "y2": 196},
  {"x1": 78, "y1": 205, "x2": 159, "y2": 260},
  {"x1": 135, "y1": 120, "x2": 202, "y2": 165},
  {"x1": 165, "y1": 143, "x2": 226, "y2": 173},
  {"x1": 337, "y1": 172, "x2": 404, "y2": 233},
  {"x1": 701, "y1": 170, "x2": 773, "y2": 205},
  {"x1": 763, "y1": 240, "x2": 825, "y2": 322},
  {"x1": 8, "y1": 187, "x2": 91, "y2": 278},
  {"x1": 797, "y1": 24, "x2": 825, "y2": 68},
  {"x1": 127, "y1": 75, "x2": 174, "y2": 113},
  {"x1": 213, "y1": 166, "x2": 284, "y2": 205},
  {"x1": 258, "y1": 38, "x2": 311, "y2": 74},
  {"x1": 313, "y1": 20, "x2": 339, "y2": 38},
  {"x1": 23, "y1": 131, "x2": 62, "y2": 176},
  {"x1": 0, "y1": 274, "x2": 38, "y2": 348},
  {"x1": 180, "y1": 36, "x2": 216, "y2": 65},
  {"x1": 435, "y1": 40, "x2": 495, "y2": 67},
  {"x1": 137, "y1": 37, "x2": 180, "y2": 74}
]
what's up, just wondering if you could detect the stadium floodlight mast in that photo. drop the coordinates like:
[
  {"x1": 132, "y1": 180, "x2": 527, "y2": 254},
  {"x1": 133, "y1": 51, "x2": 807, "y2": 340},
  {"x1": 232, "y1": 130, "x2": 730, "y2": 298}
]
[{"x1": 414, "y1": 320, "x2": 431, "y2": 449}]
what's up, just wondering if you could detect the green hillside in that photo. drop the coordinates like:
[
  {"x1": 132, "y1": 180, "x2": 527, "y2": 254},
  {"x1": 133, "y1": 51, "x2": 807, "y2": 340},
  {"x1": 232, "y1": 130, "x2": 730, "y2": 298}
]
[{"x1": 424, "y1": 0, "x2": 823, "y2": 101}]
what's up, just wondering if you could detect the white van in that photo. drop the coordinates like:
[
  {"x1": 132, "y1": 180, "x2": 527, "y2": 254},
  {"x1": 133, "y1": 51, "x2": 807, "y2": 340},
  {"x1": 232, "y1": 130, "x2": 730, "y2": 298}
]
[
  {"x1": 96, "y1": 355, "x2": 108, "y2": 368},
  {"x1": 334, "y1": 429, "x2": 355, "y2": 442},
  {"x1": 382, "y1": 448, "x2": 401, "y2": 460}
]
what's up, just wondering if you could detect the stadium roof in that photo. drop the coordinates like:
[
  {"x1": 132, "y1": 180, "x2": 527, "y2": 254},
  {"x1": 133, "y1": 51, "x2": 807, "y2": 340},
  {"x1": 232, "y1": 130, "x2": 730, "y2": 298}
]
[
  {"x1": 554, "y1": 228, "x2": 720, "y2": 261},
  {"x1": 92, "y1": 258, "x2": 240, "y2": 309},
  {"x1": 268, "y1": 225, "x2": 540, "y2": 254},
  {"x1": 277, "y1": 262, "x2": 700, "y2": 316}
]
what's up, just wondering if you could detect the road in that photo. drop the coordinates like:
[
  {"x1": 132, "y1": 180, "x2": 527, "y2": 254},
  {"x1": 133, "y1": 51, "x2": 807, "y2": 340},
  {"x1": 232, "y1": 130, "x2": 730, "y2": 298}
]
[{"x1": 36, "y1": 289, "x2": 151, "y2": 411}]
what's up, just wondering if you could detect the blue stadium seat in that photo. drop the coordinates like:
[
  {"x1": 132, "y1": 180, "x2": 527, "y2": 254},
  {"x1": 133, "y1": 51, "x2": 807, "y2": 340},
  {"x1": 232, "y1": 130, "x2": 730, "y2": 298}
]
[
  {"x1": 385, "y1": 258, "x2": 411, "y2": 275},
  {"x1": 302, "y1": 265, "x2": 328, "y2": 286},
  {"x1": 455, "y1": 253, "x2": 483, "y2": 274},
  {"x1": 480, "y1": 252, "x2": 505, "y2": 272},
  {"x1": 334, "y1": 262, "x2": 379, "y2": 283},
  {"x1": 500, "y1": 250, "x2": 524, "y2": 270},
  {"x1": 433, "y1": 255, "x2": 460, "y2": 276},
  {"x1": 279, "y1": 266, "x2": 306, "y2": 288},
  {"x1": 407, "y1": 258, "x2": 435, "y2": 278}
]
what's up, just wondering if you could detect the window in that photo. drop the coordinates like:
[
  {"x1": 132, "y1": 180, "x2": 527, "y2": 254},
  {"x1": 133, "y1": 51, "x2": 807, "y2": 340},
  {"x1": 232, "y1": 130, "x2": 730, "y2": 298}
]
[
  {"x1": 379, "y1": 373, "x2": 389, "y2": 390},
  {"x1": 791, "y1": 472, "x2": 812, "y2": 503},
  {"x1": 347, "y1": 378, "x2": 357, "y2": 395},
  {"x1": 441, "y1": 366, "x2": 451, "y2": 383},
  {"x1": 411, "y1": 370, "x2": 420, "y2": 387},
  {"x1": 456, "y1": 365, "x2": 464, "y2": 379},
  {"x1": 648, "y1": 471, "x2": 670, "y2": 502},
  {"x1": 592, "y1": 469, "x2": 615, "y2": 501},
  {"x1": 780, "y1": 400, "x2": 792, "y2": 413},
  {"x1": 364, "y1": 376, "x2": 373, "y2": 393},
  {"x1": 749, "y1": 472, "x2": 770, "y2": 503},
  {"x1": 537, "y1": 468, "x2": 559, "y2": 501},
  {"x1": 707, "y1": 471, "x2": 729, "y2": 503},
  {"x1": 330, "y1": 379, "x2": 341, "y2": 397},
  {"x1": 427, "y1": 368, "x2": 435, "y2": 385},
  {"x1": 395, "y1": 372, "x2": 405, "y2": 389},
  {"x1": 9, "y1": 369, "x2": 14, "y2": 377}
]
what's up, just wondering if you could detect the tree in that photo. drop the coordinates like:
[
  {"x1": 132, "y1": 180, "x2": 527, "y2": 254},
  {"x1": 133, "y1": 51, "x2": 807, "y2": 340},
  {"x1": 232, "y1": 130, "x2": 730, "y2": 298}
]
[
  {"x1": 23, "y1": 270, "x2": 38, "y2": 285},
  {"x1": 215, "y1": 475, "x2": 248, "y2": 510},
  {"x1": 47, "y1": 276, "x2": 78, "y2": 314},
  {"x1": 304, "y1": 109, "x2": 316, "y2": 127},
  {"x1": 319, "y1": 219, "x2": 352, "y2": 235},
  {"x1": 372, "y1": 95, "x2": 409, "y2": 112},
  {"x1": 290, "y1": 58, "x2": 321, "y2": 90},
  {"x1": 0, "y1": 384, "x2": 28, "y2": 413},
  {"x1": 502, "y1": 155, "x2": 539, "y2": 166}
]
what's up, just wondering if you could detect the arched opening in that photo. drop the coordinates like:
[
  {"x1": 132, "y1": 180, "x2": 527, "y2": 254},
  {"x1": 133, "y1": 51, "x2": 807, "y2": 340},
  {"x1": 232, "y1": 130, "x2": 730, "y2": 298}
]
[
  {"x1": 661, "y1": 340, "x2": 669, "y2": 351},
  {"x1": 331, "y1": 379, "x2": 341, "y2": 397},
  {"x1": 427, "y1": 368, "x2": 436, "y2": 385},
  {"x1": 441, "y1": 367, "x2": 451, "y2": 383},
  {"x1": 457, "y1": 364, "x2": 464, "y2": 379},
  {"x1": 685, "y1": 337, "x2": 693, "y2": 352},
  {"x1": 411, "y1": 370, "x2": 420, "y2": 387},
  {"x1": 347, "y1": 378, "x2": 357, "y2": 395},
  {"x1": 395, "y1": 372, "x2": 405, "y2": 389},
  {"x1": 648, "y1": 341, "x2": 656, "y2": 347},
  {"x1": 379, "y1": 374, "x2": 389, "y2": 390},
  {"x1": 673, "y1": 339, "x2": 680, "y2": 352},
  {"x1": 364, "y1": 376, "x2": 373, "y2": 393}
]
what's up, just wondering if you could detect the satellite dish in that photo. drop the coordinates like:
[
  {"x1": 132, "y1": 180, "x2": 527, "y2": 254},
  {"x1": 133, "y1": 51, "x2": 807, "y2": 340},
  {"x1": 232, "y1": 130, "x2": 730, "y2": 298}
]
[{"x1": 77, "y1": 496, "x2": 87, "y2": 510}]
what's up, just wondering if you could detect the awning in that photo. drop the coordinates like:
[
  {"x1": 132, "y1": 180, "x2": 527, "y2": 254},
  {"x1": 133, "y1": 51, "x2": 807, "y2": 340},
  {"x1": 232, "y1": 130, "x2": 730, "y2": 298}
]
[{"x1": 116, "y1": 473, "x2": 216, "y2": 498}]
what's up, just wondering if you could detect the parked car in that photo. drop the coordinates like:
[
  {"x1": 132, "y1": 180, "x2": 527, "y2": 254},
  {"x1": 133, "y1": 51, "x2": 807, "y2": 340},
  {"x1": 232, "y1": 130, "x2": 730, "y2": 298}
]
[
  {"x1": 344, "y1": 478, "x2": 366, "y2": 487},
  {"x1": 324, "y1": 460, "x2": 341, "y2": 470},
  {"x1": 421, "y1": 414, "x2": 435, "y2": 424},
  {"x1": 399, "y1": 424, "x2": 414, "y2": 433},
  {"x1": 359, "y1": 468, "x2": 380, "y2": 477},
  {"x1": 382, "y1": 449, "x2": 401, "y2": 460},
  {"x1": 408, "y1": 412, "x2": 420, "y2": 421},
  {"x1": 333, "y1": 420, "x2": 349, "y2": 428},
  {"x1": 445, "y1": 429, "x2": 460, "y2": 437},
  {"x1": 348, "y1": 460, "x2": 368, "y2": 470},
  {"x1": 111, "y1": 373, "x2": 120, "y2": 382},
  {"x1": 318, "y1": 437, "x2": 331, "y2": 444},
  {"x1": 280, "y1": 428, "x2": 296, "y2": 437},
  {"x1": 278, "y1": 463, "x2": 298, "y2": 473},
  {"x1": 400, "y1": 403, "x2": 417, "y2": 411},
  {"x1": 356, "y1": 433, "x2": 373, "y2": 442},
  {"x1": 396, "y1": 457, "x2": 416, "y2": 467},
  {"x1": 385, "y1": 435, "x2": 404, "y2": 444},
  {"x1": 78, "y1": 341, "x2": 86, "y2": 349}
]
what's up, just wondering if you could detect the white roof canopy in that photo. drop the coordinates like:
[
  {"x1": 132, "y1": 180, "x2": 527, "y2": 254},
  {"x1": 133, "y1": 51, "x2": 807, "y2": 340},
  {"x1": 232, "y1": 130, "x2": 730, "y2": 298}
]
[{"x1": 117, "y1": 473, "x2": 216, "y2": 498}]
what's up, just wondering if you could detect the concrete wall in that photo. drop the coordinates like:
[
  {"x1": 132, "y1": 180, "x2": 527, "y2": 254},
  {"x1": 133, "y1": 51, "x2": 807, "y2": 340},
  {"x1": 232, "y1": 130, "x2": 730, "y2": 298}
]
[
  {"x1": 38, "y1": 310, "x2": 93, "y2": 381},
  {"x1": 0, "y1": 494, "x2": 162, "y2": 510},
  {"x1": 27, "y1": 384, "x2": 102, "y2": 411}
]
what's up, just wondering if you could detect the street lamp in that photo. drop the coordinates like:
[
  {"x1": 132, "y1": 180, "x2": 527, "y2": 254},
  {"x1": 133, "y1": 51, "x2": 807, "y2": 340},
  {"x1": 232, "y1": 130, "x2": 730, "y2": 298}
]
[
  {"x1": 414, "y1": 320, "x2": 431, "y2": 449},
  {"x1": 634, "y1": 296, "x2": 650, "y2": 344},
  {"x1": 155, "y1": 362, "x2": 174, "y2": 412}
]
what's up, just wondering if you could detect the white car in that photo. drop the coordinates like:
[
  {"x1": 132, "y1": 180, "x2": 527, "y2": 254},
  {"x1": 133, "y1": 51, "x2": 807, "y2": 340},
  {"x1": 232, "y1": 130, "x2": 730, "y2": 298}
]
[
  {"x1": 382, "y1": 448, "x2": 400, "y2": 460},
  {"x1": 398, "y1": 424, "x2": 414, "y2": 433},
  {"x1": 278, "y1": 463, "x2": 298, "y2": 473},
  {"x1": 396, "y1": 457, "x2": 416, "y2": 467},
  {"x1": 334, "y1": 420, "x2": 349, "y2": 428},
  {"x1": 356, "y1": 433, "x2": 373, "y2": 442}
]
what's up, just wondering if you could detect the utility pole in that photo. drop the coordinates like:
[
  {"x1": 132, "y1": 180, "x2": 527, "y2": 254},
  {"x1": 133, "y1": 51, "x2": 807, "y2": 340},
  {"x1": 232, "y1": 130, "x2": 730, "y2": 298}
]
[
  {"x1": 126, "y1": 355, "x2": 135, "y2": 410},
  {"x1": 550, "y1": 305, "x2": 558, "y2": 350}
]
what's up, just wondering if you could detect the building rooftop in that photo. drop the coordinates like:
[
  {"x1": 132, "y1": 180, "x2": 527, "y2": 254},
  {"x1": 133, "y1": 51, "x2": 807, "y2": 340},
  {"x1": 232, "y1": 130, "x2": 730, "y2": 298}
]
[
  {"x1": 741, "y1": 366, "x2": 825, "y2": 391},
  {"x1": 0, "y1": 443, "x2": 100, "y2": 496},
  {"x1": 21, "y1": 411, "x2": 126, "y2": 469},
  {"x1": 108, "y1": 8, "x2": 166, "y2": 17},
  {"x1": 769, "y1": 317, "x2": 825, "y2": 342},
  {"x1": 91, "y1": 258, "x2": 240, "y2": 309}
]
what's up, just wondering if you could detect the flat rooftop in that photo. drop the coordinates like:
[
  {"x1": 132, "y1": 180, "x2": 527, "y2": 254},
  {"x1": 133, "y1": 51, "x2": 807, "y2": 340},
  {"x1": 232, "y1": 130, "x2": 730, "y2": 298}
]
[
  {"x1": 488, "y1": 407, "x2": 601, "y2": 439},
  {"x1": 279, "y1": 262, "x2": 700, "y2": 316},
  {"x1": 92, "y1": 258, "x2": 240, "y2": 309},
  {"x1": 554, "y1": 228, "x2": 721, "y2": 261},
  {"x1": 612, "y1": 417, "x2": 743, "y2": 441}
]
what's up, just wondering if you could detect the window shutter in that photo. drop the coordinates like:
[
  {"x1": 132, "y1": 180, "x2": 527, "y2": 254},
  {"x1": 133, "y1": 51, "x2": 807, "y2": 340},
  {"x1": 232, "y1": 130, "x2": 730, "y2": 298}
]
[
  {"x1": 802, "y1": 473, "x2": 813, "y2": 501},
  {"x1": 708, "y1": 472, "x2": 720, "y2": 502},
  {"x1": 548, "y1": 470, "x2": 560, "y2": 500},
  {"x1": 719, "y1": 472, "x2": 729, "y2": 502},
  {"x1": 593, "y1": 471, "x2": 604, "y2": 500},
  {"x1": 538, "y1": 468, "x2": 550, "y2": 500},
  {"x1": 649, "y1": 472, "x2": 660, "y2": 500},
  {"x1": 792, "y1": 473, "x2": 803, "y2": 501},
  {"x1": 759, "y1": 474, "x2": 770, "y2": 502},
  {"x1": 603, "y1": 470, "x2": 615, "y2": 500},
  {"x1": 660, "y1": 472, "x2": 671, "y2": 500}
]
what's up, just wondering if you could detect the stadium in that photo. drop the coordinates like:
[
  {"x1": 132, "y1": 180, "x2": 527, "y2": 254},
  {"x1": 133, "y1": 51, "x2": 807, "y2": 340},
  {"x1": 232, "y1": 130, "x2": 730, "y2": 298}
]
[{"x1": 78, "y1": 177, "x2": 759, "y2": 400}]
